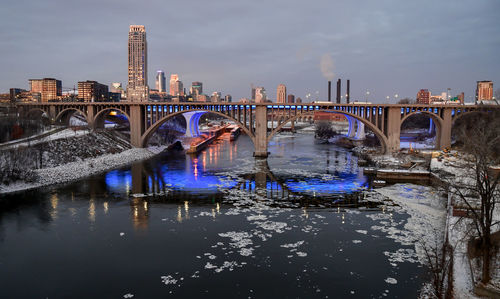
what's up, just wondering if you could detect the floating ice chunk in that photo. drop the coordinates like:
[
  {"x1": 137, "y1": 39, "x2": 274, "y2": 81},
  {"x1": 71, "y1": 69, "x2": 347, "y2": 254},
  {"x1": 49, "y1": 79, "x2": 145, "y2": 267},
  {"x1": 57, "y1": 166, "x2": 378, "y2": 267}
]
[
  {"x1": 204, "y1": 262, "x2": 217, "y2": 269},
  {"x1": 355, "y1": 230, "x2": 367, "y2": 234},
  {"x1": 120, "y1": 232, "x2": 125, "y2": 236},
  {"x1": 352, "y1": 240, "x2": 362, "y2": 244},
  {"x1": 280, "y1": 241, "x2": 305, "y2": 248},
  {"x1": 384, "y1": 277, "x2": 397, "y2": 284},
  {"x1": 247, "y1": 214, "x2": 267, "y2": 221},
  {"x1": 161, "y1": 275, "x2": 178, "y2": 285},
  {"x1": 239, "y1": 248, "x2": 253, "y2": 256},
  {"x1": 296, "y1": 252, "x2": 307, "y2": 257},
  {"x1": 123, "y1": 294, "x2": 134, "y2": 298}
]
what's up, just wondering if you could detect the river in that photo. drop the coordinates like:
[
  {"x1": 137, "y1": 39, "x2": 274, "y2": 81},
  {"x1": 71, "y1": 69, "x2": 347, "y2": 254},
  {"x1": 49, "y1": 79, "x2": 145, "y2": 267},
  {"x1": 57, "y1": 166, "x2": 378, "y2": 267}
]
[{"x1": 0, "y1": 132, "x2": 426, "y2": 298}]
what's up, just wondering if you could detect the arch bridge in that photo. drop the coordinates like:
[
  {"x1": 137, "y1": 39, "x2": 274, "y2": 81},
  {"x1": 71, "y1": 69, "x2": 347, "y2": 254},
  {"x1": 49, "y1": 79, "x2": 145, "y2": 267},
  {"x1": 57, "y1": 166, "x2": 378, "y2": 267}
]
[{"x1": 16, "y1": 101, "x2": 498, "y2": 157}]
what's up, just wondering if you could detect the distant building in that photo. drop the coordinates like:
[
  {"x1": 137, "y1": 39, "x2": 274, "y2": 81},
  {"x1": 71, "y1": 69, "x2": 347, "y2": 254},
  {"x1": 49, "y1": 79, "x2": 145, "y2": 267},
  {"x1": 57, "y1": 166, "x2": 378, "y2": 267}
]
[
  {"x1": 255, "y1": 87, "x2": 266, "y2": 103},
  {"x1": 416, "y1": 89, "x2": 430, "y2": 104},
  {"x1": 476, "y1": 81, "x2": 493, "y2": 102},
  {"x1": 156, "y1": 70, "x2": 166, "y2": 93},
  {"x1": 251, "y1": 85, "x2": 256, "y2": 101},
  {"x1": 458, "y1": 92, "x2": 464, "y2": 104},
  {"x1": 276, "y1": 84, "x2": 286, "y2": 103},
  {"x1": 190, "y1": 82, "x2": 203, "y2": 97},
  {"x1": 169, "y1": 74, "x2": 183, "y2": 96},
  {"x1": 0, "y1": 93, "x2": 10, "y2": 103},
  {"x1": 314, "y1": 111, "x2": 346, "y2": 122},
  {"x1": 10, "y1": 88, "x2": 27, "y2": 102},
  {"x1": 211, "y1": 92, "x2": 221, "y2": 102},
  {"x1": 127, "y1": 25, "x2": 149, "y2": 102},
  {"x1": 78, "y1": 80, "x2": 109, "y2": 102},
  {"x1": 287, "y1": 94, "x2": 295, "y2": 103},
  {"x1": 197, "y1": 94, "x2": 208, "y2": 102},
  {"x1": 296, "y1": 97, "x2": 302, "y2": 103},
  {"x1": 109, "y1": 92, "x2": 121, "y2": 102},
  {"x1": 29, "y1": 78, "x2": 62, "y2": 102},
  {"x1": 224, "y1": 94, "x2": 232, "y2": 102}
]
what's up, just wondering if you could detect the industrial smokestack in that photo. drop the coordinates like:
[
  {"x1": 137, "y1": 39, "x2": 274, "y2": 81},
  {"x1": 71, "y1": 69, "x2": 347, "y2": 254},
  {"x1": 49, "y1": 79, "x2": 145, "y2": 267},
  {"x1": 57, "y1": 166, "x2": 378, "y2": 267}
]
[
  {"x1": 336, "y1": 79, "x2": 341, "y2": 104},
  {"x1": 346, "y1": 80, "x2": 350, "y2": 104},
  {"x1": 328, "y1": 81, "x2": 331, "y2": 102}
]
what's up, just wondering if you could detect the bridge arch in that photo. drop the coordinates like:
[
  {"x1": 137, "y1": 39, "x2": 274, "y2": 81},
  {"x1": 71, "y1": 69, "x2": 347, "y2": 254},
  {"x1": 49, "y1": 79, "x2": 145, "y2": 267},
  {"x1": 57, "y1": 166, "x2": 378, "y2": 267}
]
[
  {"x1": 451, "y1": 110, "x2": 488, "y2": 128},
  {"x1": 400, "y1": 111, "x2": 444, "y2": 150},
  {"x1": 55, "y1": 108, "x2": 88, "y2": 125},
  {"x1": 267, "y1": 110, "x2": 389, "y2": 153},
  {"x1": 140, "y1": 109, "x2": 255, "y2": 148},
  {"x1": 93, "y1": 108, "x2": 131, "y2": 129}
]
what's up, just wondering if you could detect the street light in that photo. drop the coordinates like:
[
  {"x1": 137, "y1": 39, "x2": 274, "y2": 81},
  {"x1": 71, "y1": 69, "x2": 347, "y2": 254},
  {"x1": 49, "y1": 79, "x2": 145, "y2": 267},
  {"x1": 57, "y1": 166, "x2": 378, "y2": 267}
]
[
  {"x1": 386, "y1": 96, "x2": 390, "y2": 102},
  {"x1": 394, "y1": 94, "x2": 399, "y2": 102},
  {"x1": 366, "y1": 91, "x2": 370, "y2": 102}
]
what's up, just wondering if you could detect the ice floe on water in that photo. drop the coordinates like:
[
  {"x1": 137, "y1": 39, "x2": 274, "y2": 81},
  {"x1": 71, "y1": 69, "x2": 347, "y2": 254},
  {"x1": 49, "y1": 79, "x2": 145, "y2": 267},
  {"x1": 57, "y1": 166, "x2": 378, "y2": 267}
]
[
  {"x1": 355, "y1": 230, "x2": 367, "y2": 234},
  {"x1": 384, "y1": 277, "x2": 398, "y2": 284},
  {"x1": 365, "y1": 184, "x2": 446, "y2": 265},
  {"x1": 280, "y1": 241, "x2": 305, "y2": 249},
  {"x1": 123, "y1": 293, "x2": 134, "y2": 298},
  {"x1": 352, "y1": 240, "x2": 362, "y2": 244}
]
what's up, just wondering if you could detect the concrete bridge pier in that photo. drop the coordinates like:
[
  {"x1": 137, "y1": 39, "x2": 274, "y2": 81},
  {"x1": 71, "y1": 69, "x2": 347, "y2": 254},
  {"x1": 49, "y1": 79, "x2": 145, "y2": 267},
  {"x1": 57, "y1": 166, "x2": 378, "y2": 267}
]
[
  {"x1": 254, "y1": 105, "x2": 268, "y2": 158},
  {"x1": 130, "y1": 105, "x2": 145, "y2": 148},
  {"x1": 182, "y1": 111, "x2": 205, "y2": 137},
  {"x1": 439, "y1": 109, "x2": 452, "y2": 149},
  {"x1": 386, "y1": 107, "x2": 401, "y2": 152},
  {"x1": 355, "y1": 120, "x2": 365, "y2": 140}
]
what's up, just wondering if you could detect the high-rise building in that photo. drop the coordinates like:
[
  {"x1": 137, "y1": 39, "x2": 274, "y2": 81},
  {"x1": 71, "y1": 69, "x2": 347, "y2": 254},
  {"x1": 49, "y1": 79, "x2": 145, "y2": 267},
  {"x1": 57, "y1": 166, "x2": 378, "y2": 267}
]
[
  {"x1": 169, "y1": 74, "x2": 184, "y2": 96},
  {"x1": 475, "y1": 81, "x2": 493, "y2": 102},
  {"x1": 78, "y1": 80, "x2": 109, "y2": 102},
  {"x1": 211, "y1": 92, "x2": 221, "y2": 102},
  {"x1": 287, "y1": 94, "x2": 295, "y2": 103},
  {"x1": 190, "y1": 82, "x2": 203, "y2": 97},
  {"x1": 127, "y1": 25, "x2": 148, "y2": 102},
  {"x1": 29, "y1": 78, "x2": 62, "y2": 102},
  {"x1": 416, "y1": 89, "x2": 431, "y2": 104},
  {"x1": 156, "y1": 70, "x2": 166, "y2": 93},
  {"x1": 224, "y1": 94, "x2": 232, "y2": 102},
  {"x1": 276, "y1": 84, "x2": 286, "y2": 103},
  {"x1": 255, "y1": 87, "x2": 266, "y2": 103}
]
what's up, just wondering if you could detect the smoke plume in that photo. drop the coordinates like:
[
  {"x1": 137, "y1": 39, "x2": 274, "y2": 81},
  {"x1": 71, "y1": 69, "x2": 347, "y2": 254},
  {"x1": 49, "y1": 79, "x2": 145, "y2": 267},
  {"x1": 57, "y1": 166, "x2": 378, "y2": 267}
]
[{"x1": 320, "y1": 54, "x2": 335, "y2": 81}]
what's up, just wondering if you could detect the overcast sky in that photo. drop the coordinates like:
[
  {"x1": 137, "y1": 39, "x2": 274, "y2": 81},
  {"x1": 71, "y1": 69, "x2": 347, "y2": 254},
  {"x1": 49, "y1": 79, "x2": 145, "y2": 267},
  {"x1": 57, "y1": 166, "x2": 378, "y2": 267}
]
[{"x1": 1, "y1": 0, "x2": 499, "y2": 103}]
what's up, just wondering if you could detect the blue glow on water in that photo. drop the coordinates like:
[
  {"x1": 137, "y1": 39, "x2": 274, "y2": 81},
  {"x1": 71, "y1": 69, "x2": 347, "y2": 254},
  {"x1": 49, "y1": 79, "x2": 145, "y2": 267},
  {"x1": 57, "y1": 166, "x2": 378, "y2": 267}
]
[
  {"x1": 105, "y1": 170, "x2": 132, "y2": 193},
  {"x1": 285, "y1": 174, "x2": 367, "y2": 195}
]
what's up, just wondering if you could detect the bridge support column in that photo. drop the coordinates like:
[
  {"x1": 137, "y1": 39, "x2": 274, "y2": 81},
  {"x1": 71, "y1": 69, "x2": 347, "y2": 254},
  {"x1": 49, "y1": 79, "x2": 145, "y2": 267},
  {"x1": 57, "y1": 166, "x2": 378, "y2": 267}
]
[
  {"x1": 130, "y1": 105, "x2": 144, "y2": 148},
  {"x1": 254, "y1": 105, "x2": 268, "y2": 158},
  {"x1": 87, "y1": 105, "x2": 96, "y2": 129},
  {"x1": 439, "y1": 109, "x2": 452, "y2": 149},
  {"x1": 182, "y1": 111, "x2": 204, "y2": 137},
  {"x1": 49, "y1": 106, "x2": 56, "y2": 123},
  {"x1": 386, "y1": 107, "x2": 401, "y2": 152},
  {"x1": 355, "y1": 120, "x2": 365, "y2": 140}
]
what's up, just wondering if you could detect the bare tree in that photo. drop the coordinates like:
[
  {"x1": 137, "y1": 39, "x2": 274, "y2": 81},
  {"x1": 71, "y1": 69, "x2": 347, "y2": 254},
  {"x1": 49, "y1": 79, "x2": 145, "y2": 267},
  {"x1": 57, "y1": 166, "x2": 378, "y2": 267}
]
[
  {"x1": 397, "y1": 97, "x2": 414, "y2": 104},
  {"x1": 314, "y1": 121, "x2": 337, "y2": 140},
  {"x1": 451, "y1": 111, "x2": 500, "y2": 283}
]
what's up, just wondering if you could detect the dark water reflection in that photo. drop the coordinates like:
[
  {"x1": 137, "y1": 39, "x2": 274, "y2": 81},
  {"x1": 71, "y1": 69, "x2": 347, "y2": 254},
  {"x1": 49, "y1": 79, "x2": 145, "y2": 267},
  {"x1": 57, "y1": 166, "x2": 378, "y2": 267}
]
[{"x1": 0, "y1": 133, "x2": 425, "y2": 298}]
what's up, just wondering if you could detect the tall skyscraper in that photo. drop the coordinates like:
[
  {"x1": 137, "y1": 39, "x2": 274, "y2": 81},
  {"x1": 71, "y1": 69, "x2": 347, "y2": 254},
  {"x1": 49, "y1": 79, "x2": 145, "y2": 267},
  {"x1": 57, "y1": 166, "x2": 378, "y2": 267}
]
[
  {"x1": 287, "y1": 94, "x2": 295, "y2": 103},
  {"x1": 475, "y1": 81, "x2": 493, "y2": 102},
  {"x1": 255, "y1": 87, "x2": 267, "y2": 103},
  {"x1": 276, "y1": 84, "x2": 286, "y2": 103},
  {"x1": 29, "y1": 78, "x2": 62, "y2": 102},
  {"x1": 127, "y1": 25, "x2": 148, "y2": 102},
  {"x1": 156, "y1": 70, "x2": 166, "y2": 93},
  {"x1": 169, "y1": 74, "x2": 184, "y2": 96}
]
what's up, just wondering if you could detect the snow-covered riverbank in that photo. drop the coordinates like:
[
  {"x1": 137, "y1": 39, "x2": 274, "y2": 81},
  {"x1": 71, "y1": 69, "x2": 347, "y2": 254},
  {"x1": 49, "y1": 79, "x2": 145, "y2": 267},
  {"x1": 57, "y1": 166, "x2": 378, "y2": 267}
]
[{"x1": 0, "y1": 147, "x2": 158, "y2": 195}]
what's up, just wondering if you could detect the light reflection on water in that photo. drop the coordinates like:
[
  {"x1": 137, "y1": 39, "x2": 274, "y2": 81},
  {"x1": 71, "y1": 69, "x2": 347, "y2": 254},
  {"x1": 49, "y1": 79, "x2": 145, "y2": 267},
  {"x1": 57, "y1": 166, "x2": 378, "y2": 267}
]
[{"x1": 0, "y1": 133, "x2": 426, "y2": 298}]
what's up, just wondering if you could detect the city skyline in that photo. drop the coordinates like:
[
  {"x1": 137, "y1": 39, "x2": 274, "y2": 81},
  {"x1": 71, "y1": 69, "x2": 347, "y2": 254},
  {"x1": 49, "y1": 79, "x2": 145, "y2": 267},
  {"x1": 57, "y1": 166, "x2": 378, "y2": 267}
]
[{"x1": 1, "y1": 0, "x2": 499, "y2": 102}]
